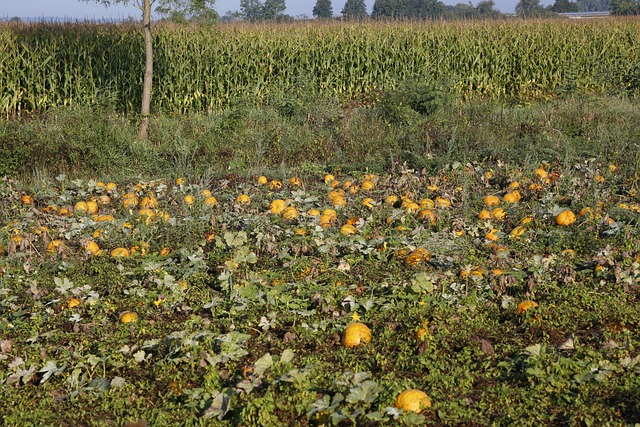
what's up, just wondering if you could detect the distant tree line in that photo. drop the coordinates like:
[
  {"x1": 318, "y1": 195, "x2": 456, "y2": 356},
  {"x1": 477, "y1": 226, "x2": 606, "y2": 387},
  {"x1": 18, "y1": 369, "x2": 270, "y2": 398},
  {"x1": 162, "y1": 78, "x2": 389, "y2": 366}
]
[{"x1": 158, "y1": 0, "x2": 638, "y2": 24}]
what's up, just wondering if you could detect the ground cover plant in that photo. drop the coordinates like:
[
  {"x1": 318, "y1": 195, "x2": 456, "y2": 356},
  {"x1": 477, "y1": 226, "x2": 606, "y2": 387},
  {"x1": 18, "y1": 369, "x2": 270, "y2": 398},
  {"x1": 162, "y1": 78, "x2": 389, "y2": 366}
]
[{"x1": 1, "y1": 135, "x2": 639, "y2": 424}]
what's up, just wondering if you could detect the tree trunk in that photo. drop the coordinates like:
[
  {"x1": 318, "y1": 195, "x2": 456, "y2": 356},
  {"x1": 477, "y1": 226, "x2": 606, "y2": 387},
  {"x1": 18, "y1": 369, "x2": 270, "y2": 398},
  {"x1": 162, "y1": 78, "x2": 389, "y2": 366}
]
[{"x1": 139, "y1": 0, "x2": 153, "y2": 140}]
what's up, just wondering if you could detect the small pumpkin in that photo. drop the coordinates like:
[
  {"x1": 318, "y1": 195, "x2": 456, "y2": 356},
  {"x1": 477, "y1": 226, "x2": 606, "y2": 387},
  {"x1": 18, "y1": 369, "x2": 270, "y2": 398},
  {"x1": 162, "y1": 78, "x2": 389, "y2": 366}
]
[
  {"x1": 120, "y1": 311, "x2": 139, "y2": 324},
  {"x1": 111, "y1": 247, "x2": 130, "y2": 258},
  {"x1": 236, "y1": 194, "x2": 251, "y2": 205},
  {"x1": 270, "y1": 199, "x2": 286, "y2": 215},
  {"x1": 395, "y1": 389, "x2": 432, "y2": 413},
  {"x1": 282, "y1": 206, "x2": 299, "y2": 220},
  {"x1": 555, "y1": 210, "x2": 576, "y2": 226},
  {"x1": 483, "y1": 195, "x2": 500, "y2": 207},
  {"x1": 342, "y1": 323, "x2": 372, "y2": 348}
]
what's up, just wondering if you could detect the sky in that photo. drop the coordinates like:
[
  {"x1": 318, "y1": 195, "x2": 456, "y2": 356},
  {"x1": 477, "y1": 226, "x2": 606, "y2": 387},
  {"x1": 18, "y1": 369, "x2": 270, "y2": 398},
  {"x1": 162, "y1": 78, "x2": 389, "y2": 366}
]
[{"x1": 0, "y1": 0, "x2": 533, "y2": 21}]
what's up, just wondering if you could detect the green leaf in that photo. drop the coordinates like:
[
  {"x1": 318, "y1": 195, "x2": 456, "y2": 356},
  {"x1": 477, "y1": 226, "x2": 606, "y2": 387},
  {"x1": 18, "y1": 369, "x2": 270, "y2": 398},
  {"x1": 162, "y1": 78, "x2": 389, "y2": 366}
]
[
  {"x1": 411, "y1": 272, "x2": 434, "y2": 293},
  {"x1": 346, "y1": 380, "x2": 381, "y2": 404}
]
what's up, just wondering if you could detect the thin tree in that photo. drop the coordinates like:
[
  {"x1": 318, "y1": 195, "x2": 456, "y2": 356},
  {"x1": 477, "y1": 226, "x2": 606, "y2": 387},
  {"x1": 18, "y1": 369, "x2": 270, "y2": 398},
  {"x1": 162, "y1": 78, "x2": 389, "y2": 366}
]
[{"x1": 81, "y1": 0, "x2": 217, "y2": 140}]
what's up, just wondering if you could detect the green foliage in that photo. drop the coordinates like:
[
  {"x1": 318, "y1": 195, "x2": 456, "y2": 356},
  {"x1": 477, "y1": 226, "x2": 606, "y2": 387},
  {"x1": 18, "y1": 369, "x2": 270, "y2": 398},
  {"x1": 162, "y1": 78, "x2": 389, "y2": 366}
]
[
  {"x1": 1, "y1": 20, "x2": 640, "y2": 115},
  {"x1": 378, "y1": 77, "x2": 452, "y2": 125},
  {"x1": 313, "y1": 0, "x2": 334, "y2": 18},
  {"x1": 341, "y1": 0, "x2": 369, "y2": 19},
  {"x1": 610, "y1": 0, "x2": 640, "y2": 14},
  {"x1": 156, "y1": 0, "x2": 219, "y2": 23}
]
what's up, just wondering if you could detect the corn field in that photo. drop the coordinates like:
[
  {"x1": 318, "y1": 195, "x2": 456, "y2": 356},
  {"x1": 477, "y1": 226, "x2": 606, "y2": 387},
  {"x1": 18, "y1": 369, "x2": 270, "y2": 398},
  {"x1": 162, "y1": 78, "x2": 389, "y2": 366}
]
[{"x1": 1, "y1": 18, "x2": 639, "y2": 115}]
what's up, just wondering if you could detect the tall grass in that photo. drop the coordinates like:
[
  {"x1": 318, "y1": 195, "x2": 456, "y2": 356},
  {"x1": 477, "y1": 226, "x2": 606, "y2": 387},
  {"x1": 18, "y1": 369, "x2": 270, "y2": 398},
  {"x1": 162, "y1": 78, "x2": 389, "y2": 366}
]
[{"x1": 1, "y1": 18, "x2": 639, "y2": 115}]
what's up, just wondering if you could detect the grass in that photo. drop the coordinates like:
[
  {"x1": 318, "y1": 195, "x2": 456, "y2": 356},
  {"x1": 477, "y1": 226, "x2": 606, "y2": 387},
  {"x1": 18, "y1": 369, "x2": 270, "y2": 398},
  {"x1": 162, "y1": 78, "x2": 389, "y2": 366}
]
[{"x1": 0, "y1": 90, "x2": 639, "y2": 426}]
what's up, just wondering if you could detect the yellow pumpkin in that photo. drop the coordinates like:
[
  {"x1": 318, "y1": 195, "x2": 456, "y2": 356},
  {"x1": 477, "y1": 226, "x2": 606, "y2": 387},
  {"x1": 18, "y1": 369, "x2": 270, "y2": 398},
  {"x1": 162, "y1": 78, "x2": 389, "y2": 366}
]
[
  {"x1": 435, "y1": 197, "x2": 451, "y2": 208},
  {"x1": 236, "y1": 194, "x2": 251, "y2": 205},
  {"x1": 67, "y1": 297, "x2": 81, "y2": 309},
  {"x1": 385, "y1": 195, "x2": 399, "y2": 205},
  {"x1": 515, "y1": 300, "x2": 538, "y2": 314},
  {"x1": 361, "y1": 180, "x2": 375, "y2": 191},
  {"x1": 395, "y1": 389, "x2": 432, "y2": 413},
  {"x1": 555, "y1": 210, "x2": 576, "y2": 226},
  {"x1": 478, "y1": 210, "x2": 492, "y2": 220},
  {"x1": 342, "y1": 323, "x2": 372, "y2": 348},
  {"x1": 503, "y1": 191, "x2": 521, "y2": 204},
  {"x1": 20, "y1": 195, "x2": 34, "y2": 205},
  {"x1": 269, "y1": 180, "x2": 283, "y2": 191},
  {"x1": 340, "y1": 224, "x2": 357, "y2": 235},
  {"x1": 270, "y1": 199, "x2": 286, "y2": 215},
  {"x1": 204, "y1": 196, "x2": 217, "y2": 207},
  {"x1": 139, "y1": 196, "x2": 159, "y2": 209},
  {"x1": 120, "y1": 311, "x2": 139, "y2": 324},
  {"x1": 483, "y1": 195, "x2": 501, "y2": 207},
  {"x1": 282, "y1": 206, "x2": 299, "y2": 220},
  {"x1": 361, "y1": 198, "x2": 375, "y2": 208},
  {"x1": 111, "y1": 247, "x2": 130, "y2": 258},
  {"x1": 289, "y1": 177, "x2": 302, "y2": 187},
  {"x1": 492, "y1": 207, "x2": 507, "y2": 220}
]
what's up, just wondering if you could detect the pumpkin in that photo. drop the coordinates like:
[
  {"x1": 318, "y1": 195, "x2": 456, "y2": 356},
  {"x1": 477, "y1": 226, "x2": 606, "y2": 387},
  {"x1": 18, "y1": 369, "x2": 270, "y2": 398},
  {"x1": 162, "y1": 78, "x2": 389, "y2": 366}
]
[
  {"x1": 555, "y1": 210, "x2": 576, "y2": 226},
  {"x1": 509, "y1": 226, "x2": 526, "y2": 238},
  {"x1": 483, "y1": 195, "x2": 500, "y2": 207},
  {"x1": 332, "y1": 196, "x2": 347, "y2": 207},
  {"x1": 204, "y1": 196, "x2": 217, "y2": 207},
  {"x1": 282, "y1": 206, "x2": 299, "y2": 220},
  {"x1": 361, "y1": 198, "x2": 375, "y2": 208},
  {"x1": 120, "y1": 311, "x2": 139, "y2": 324},
  {"x1": 83, "y1": 240, "x2": 102, "y2": 256},
  {"x1": 342, "y1": 323, "x2": 372, "y2": 348},
  {"x1": 385, "y1": 195, "x2": 399, "y2": 205},
  {"x1": 492, "y1": 207, "x2": 506, "y2": 220},
  {"x1": 236, "y1": 194, "x2": 251, "y2": 205},
  {"x1": 478, "y1": 210, "x2": 492, "y2": 220},
  {"x1": 515, "y1": 300, "x2": 538, "y2": 315},
  {"x1": 503, "y1": 191, "x2": 521, "y2": 204},
  {"x1": 435, "y1": 197, "x2": 451, "y2": 208},
  {"x1": 395, "y1": 389, "x2": 432, "y2": 413},
  {"x1": 269, "y1": 180, "x2": 283, "y2": 191},
  {"x1": 67, "y1": 298, "x2": 81, "y2": 309},
  {"x1": 270, "y1": 199, "x2": 286, "y2": 215},
  {"x1": 86, "y1": 201, "x2": 99, "y2": 214},
  {"x1": 420, "y1": 198, "x2": 435, "y2": 210},
  {"x1": 419, "y1": 209, "x2": 436, "y2": 225},
  {"x1": 361, "y1": 180, "x2": 375, "y2": 191},
  {"x1": 340, "y1": 224, "x2": 357, "y2": 235},
  {"x1": 534, "y1": 168, "x2": 548, "y2": 179},
  {"x1": 74, "y1": 201, "x2": 89, "y2": 213},
  {"x1": 139, "y1": 196, "x2": 159, "y2": 209},
  {"x1": 20, "y1": 195, "x2": 34, "y2": 205},
  {"x1": 319, "y1": 214, "x2": 335, "y2": 228},
  {"x1": 46, "y1": 240, "x2": 65, "y2": 253},
  {"x1": 289, "y1": 177, "x2": 302, "y2": 187},
  {"x1": 122, "y1": 193, "x2": 139, "y2": 208},
  {"x1": 404, "y1": 202, "x2": 420, "y2": 214},
  {"x1": 111, "y1": 247, "x2": 130, "y2": 258}
]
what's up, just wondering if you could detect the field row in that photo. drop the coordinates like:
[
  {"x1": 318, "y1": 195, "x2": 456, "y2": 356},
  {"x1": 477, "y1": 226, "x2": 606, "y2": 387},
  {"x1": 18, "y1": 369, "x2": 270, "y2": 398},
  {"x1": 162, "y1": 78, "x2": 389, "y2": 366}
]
[{"x1": 1, "y1": 19, "x2": 639, "y2": 114}]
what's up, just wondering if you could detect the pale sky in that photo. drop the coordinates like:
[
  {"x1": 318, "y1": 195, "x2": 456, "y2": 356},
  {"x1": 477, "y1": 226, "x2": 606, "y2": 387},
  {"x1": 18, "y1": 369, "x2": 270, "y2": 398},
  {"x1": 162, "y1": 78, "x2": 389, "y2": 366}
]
[{"x1": 1, "y1": 0, "x2": 532, "y2": 20}]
